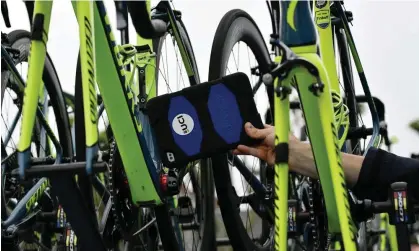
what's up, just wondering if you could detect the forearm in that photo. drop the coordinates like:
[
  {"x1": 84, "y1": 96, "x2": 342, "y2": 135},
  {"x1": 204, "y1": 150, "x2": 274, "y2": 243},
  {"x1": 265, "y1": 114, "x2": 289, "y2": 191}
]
[{"x1": 289, "y1": 142, "x2": 363, "y2": 187}]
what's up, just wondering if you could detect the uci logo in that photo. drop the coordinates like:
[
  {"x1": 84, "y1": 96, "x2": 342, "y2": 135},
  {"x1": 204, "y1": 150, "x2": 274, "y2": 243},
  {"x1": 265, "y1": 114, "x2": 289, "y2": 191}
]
[{"x1": 172, "y1": 113, "x2": 194, "y2": 136}]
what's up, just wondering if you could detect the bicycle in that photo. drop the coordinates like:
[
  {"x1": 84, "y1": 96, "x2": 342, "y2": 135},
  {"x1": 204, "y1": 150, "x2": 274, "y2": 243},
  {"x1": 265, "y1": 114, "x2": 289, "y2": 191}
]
[
  {"x1": 207, "y1": 1, "x2": 400, "y2": 250},
  {"x1": 7, "y1": 0, "x2": 215, "y2": 250}
]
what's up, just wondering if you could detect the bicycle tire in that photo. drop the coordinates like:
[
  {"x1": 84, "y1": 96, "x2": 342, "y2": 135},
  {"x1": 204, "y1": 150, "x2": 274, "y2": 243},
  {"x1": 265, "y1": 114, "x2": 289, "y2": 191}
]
[
  {"x1": 152, "y1": 18, "x2": 215, "y2": 251},
  {"x1": 208, "y1": 9, "x2": 272, "y2": 251}
]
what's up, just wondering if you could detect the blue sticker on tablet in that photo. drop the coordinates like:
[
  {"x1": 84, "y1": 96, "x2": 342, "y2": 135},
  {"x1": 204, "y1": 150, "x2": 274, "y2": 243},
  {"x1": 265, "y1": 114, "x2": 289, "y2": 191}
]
[{"x1": 208, "y1": 83, "x2": 242, "y2": 144}]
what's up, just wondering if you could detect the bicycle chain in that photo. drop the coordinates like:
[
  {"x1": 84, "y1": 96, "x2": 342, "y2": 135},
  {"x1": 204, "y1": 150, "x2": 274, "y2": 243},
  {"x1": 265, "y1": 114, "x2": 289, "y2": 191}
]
[
  {"x1": 106, "y1": 139, "x2": 120, "y2": 234},
  {"x1": 307, "y1": 178, "x2": 319, "y2": 249},
  {"x1": 307, "y1": 178, "x2": 329, "y2": 251},
  {"x1": 106, "y1": 139, "x2": 136, "y2": 240}
]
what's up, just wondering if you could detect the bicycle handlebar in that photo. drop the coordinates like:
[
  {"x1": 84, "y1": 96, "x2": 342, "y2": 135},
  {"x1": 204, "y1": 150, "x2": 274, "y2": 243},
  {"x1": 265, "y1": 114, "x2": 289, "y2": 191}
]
[
  {"x1": 126, "y1": 1, "x2": 167, "y2": 39},
  {"x1": 1, "y1": 1, "x2": 11, "y2": 28}
]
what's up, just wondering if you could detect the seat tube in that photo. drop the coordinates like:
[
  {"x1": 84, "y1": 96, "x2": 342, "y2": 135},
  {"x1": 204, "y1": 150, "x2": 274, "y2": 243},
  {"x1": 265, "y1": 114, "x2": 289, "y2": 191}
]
[
  {"x1": 136, "y1": 0, "x2": 157, "y2": 99},
  {"x1": 313, "y1": 0, "x2": 340, "y2": 93},
  {"x1": 76, "y1": 1, "x2": 99, "y2": 174}
]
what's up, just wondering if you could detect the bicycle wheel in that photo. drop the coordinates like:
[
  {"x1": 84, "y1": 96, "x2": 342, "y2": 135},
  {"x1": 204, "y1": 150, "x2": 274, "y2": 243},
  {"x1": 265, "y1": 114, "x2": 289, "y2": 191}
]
[
  {"x1": 1, "y1": 29, "x2": 73, "y2": 249},
  {"x1": 208, "y1": 9, "x2": 273, "y2": 251},
  {"x1": 151, "y1": 17, "x2": 215, "y2": 251}
]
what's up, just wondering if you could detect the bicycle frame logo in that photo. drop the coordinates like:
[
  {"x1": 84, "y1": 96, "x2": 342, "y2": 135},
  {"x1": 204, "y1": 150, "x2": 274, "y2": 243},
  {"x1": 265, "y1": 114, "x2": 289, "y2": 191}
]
[
  {"x1": 83, "y1": 16, "x2": 97, "y2": 124},
  {"x1": 25, "y1": 180, "x2": 49, "y2": 212},
  {"x1": 315, "y1": 10, "x2": 330, "y2": 29}
]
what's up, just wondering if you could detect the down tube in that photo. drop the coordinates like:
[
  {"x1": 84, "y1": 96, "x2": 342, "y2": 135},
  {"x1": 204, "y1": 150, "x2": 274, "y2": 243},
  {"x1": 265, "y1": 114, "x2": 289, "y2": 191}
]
[
  {"x1": 93, "y1": 2, "x2": 161, "y2": 204},
  {"x1": 273, "y1": 56, "x2": 290, "y2": 251},
  {"x1": 18, "y1": 1, "x2": 53, "y2": 178},
  {"x1": 294, "y1": 55, "x2": 357, "y2": 250},
  {"x1": 76, "y1": 1, "x2": 99, "y2": 174}
]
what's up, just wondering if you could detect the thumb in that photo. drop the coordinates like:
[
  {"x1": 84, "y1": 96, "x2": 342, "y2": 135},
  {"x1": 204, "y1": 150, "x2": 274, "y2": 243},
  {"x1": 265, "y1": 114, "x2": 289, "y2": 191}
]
[{"x1": 244, "y1": 122, "x2": 269, "y2": 140}]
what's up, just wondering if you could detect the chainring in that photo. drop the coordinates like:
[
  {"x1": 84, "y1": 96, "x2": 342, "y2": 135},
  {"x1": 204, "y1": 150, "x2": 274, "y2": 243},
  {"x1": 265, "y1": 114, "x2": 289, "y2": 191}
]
[
  {"x1": 301, "y1": 178, "x2": 328, "y2": 250},
  {"x1": 107, "y1": 139, "x2": 139, "y2": 240}
]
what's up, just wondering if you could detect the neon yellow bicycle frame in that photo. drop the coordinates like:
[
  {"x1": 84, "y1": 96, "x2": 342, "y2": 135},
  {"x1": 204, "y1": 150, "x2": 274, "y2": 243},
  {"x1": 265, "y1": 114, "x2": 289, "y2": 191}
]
[
  {"x1": 19, "y1": 0, "x2": 162, "y2": 204},
  {"x1": 20, "y1": 0, "x2": 199, "y2": 208}
]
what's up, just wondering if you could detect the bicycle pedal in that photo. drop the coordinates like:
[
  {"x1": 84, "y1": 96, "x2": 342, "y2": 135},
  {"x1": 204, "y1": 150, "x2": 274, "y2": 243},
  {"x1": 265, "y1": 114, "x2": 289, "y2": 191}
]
[{"x1": 171, "y1": 196, "x2": 194, "y2": 224}]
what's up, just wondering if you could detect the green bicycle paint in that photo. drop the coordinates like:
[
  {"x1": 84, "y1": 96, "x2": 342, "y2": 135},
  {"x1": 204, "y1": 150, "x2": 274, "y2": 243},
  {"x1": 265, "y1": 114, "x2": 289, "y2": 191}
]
[
  {"x1": 295, "y1": 53, "x2": 357, "y2": 250},
  {"x1": 18, "y1": 1, "x2": 52, "y2": 153},
  {"x1": 75, "y1": 1, "x2": 99, "y2": 174},
  {"x1": 314, "y1": 0, "x2": 340, "y2": 94},
  {"x1": 273, "y1": 56, "x2": 291, "y2": 251},
  {"x1": 387, "y1": 215, "x2": 399, "y2": 251},
  {"x1": 93, "y1": 2, "x2": 161, "y2": 204},
  {"x1": 75, "y1": 1, "x2": 98, "y2": 147}
]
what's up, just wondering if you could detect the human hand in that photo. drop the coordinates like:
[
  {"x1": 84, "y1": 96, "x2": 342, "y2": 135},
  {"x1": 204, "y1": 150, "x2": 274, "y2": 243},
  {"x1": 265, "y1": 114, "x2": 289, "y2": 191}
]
[{"x1": 233, "y1": 122, "x2": 299, "y2": 166}]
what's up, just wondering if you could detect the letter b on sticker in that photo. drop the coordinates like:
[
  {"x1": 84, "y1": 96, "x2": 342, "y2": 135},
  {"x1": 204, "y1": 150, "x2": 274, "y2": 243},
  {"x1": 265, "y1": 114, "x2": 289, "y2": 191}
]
[{"x1": 167, "y1": 152, "x2": 175, "y2": 162}]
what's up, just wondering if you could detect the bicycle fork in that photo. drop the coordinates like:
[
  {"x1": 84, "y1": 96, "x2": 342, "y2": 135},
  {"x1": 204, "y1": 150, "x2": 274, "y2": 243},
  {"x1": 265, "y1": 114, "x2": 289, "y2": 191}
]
[{"x1": 266, "y1": 46, "x2": 358, "y2": 250}]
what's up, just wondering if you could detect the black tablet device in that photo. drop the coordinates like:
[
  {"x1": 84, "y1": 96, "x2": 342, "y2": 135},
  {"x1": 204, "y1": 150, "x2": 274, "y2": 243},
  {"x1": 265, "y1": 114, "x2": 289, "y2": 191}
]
[{"x1": 146, "y1": 72, "x2": 264, "y2": 168}]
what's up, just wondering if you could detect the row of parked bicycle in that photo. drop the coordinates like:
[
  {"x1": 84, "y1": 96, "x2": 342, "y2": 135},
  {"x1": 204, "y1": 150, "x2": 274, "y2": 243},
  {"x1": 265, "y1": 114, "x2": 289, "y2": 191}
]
[{"x1": 1, "y1": 1, "x2": 418, "y2": 250}]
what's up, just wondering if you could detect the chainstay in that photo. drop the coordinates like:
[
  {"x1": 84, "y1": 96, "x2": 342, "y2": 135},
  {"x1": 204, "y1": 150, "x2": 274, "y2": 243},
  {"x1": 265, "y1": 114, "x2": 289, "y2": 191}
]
[{"x1": 307, "y1": 178, "x2": 329, "y2": 251}]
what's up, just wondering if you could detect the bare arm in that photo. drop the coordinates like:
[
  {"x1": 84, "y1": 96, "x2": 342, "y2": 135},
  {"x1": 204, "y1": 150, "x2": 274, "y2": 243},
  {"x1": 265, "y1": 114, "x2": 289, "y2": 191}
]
[
  {"x1": 288, "y1": 141, "x2": 364, "y2": 187},
  {"x1": 234, "y1": 122, "x2": 364, "y2": 187}
]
